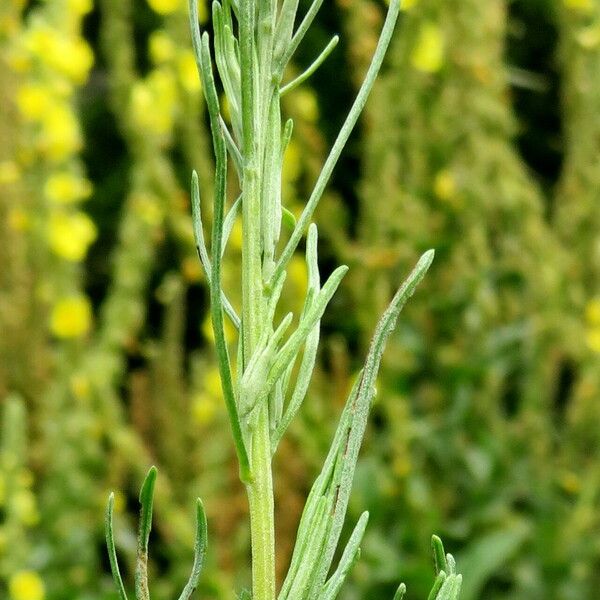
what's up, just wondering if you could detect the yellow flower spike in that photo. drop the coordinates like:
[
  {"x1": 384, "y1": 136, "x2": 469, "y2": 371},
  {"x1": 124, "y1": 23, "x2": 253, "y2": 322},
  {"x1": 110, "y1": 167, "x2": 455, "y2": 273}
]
[
  {"x1": 11, "y1": 489, "x2": 40, "y2": 526},
  {"x1": 585, "y1": 298, "x2": 600, "y2": 325},
  {"x1": 44, "y1": 172, "x2": 93, "y2": 204},
  {"x1": 0, "y1": 161, "x2": 20, "y2": 184},
  {"x1": 48, "y1": 211, "x2": 97, "y2": 261},
  {"x1": 147, "y1": 0, "x2": 181, "y2": 14},
  {"x1": 411, "y1": 22, "x2": 445, "y2": 73},
  {"x1": 149, "y1": 30, "x2": 176, "y2": 64},
  {"x1": 178, "y1": 50, "x2": 202, "y2": 93},
  {"x1": 585, "y1": 328, "x2": 600, "y2": 353},
  {"x1": 16, "y1": 84, "x2": 53, "y2": 122},
  {"x1": 9, "y1": 571, "x2": 45, "y2": 600},
  {"x1": 40, "y1": 105, "x2": 82, "y2": 161},
  {"x1": 0, "y1": 473, "x2": 5, "y2": 506},
  {"x1": 50, "y1": 295, "x2": 93, "y2": 338},
  {"x1": 293, "y1": 88, "x2": 319, "y2": 123}
]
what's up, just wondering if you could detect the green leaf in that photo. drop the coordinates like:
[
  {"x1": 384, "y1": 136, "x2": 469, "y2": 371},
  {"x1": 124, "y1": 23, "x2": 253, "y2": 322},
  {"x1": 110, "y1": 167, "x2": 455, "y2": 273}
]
[
  {"x1": 105, "y1": 493, "x2": 129, "y2": 600},
  {"x1": 135, "y1": 466, "x2": 157, "y2": 600},
  {"x1": 177, "y1": 498, "x2": 209, "y2": 600},
  {"x1": 432, "y1": 535, "x2": 448, "y2": 575},
  {"x1": 320, "y1": 512, "x2": 369, "y2": 600},
  {"x1": 393, "y1": 583, "x2": 407, "y2": 600},
  {"x1": 270, "y1": 0, "x2": 402, "y2": 284}
]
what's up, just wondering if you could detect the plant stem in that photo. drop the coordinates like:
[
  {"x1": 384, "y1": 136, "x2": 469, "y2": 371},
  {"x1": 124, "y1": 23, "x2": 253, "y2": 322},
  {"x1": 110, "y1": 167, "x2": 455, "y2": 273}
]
[
  {"x1": 240, "y1": 0, "x2": 276, "y2": 595},
  {"x1": 247, "y1": 404, "x2": 276, "y2": 600}
]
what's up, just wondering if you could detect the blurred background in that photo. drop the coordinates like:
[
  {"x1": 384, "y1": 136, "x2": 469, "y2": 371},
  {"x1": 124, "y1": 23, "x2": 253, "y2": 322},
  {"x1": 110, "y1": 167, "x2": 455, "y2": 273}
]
[{"x1": 1, "y1": 0, "x2": 600, "y2": 598}]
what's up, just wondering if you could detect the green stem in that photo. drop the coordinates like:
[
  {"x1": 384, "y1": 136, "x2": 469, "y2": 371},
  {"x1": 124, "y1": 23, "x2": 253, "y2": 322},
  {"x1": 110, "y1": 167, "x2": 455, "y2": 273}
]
[
  {"x1": 240, "y1": 0, "x2": 276, "y2": 595},
  {"x1": 247, "y1": 404, "x2": 276, "y2": 600}
]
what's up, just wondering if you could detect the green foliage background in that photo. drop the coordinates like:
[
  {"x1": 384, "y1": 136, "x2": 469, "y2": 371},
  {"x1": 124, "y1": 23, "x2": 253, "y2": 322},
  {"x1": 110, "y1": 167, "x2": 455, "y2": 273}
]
[{"x1": 1, "y1": 0, "x2": 599, "y2": 598}]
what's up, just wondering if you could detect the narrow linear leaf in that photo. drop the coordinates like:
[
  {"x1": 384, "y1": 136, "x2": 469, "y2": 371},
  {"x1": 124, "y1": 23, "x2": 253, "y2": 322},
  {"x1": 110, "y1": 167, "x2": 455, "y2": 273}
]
[
  {"x1": 178, "y1": 498, "x2": 209, "y2": 600},
  {"x1": 427, "y1": 572, "x2": 446, "y2": 600},
  {"x1": 105, "y1": 493, "x2": 129, "y2": 600},
  {"x1": 266, "y1": 264, "x2": 348, "y2": 391},
  {"x1": 136, "y1": 466, "x2": 157, "y2": 600},
  {"x1": 393, "y1": 583, "x2": 407, "y2": 600},
  {"x1": 306, "y1": 250, "x2": 434, "y2": 599},
  {"x1": 320, "y1": 512, "x2": 369, "y2": 600},
  {"x1": 432, "y1": 535, "x2": 448, "y2": 575},
  {"x1": 270, "y1": 0, "x2": 401, "y2": 283},
  {"x1": 281, "y1": 35, "x2": 339, "y2": 96}
]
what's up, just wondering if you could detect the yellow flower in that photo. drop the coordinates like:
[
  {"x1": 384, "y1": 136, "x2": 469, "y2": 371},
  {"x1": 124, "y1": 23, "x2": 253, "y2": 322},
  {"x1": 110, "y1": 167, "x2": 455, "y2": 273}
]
[
  {"x1": 40, "y1": 105, "x2": 82, "y2": 161},
  {"x1": 25, "y1": 25, "x2": 94, "y2": 84},
  {"x1": 147, "y1": 0, "x2": 181, "y2": 14},
  {"x1": 16, "y1": 84, "x2": 53, "y2": 121},
  {"x1": 177, "y1": 50, "x2": 201, "y2": 93},
  {"x1": 130, "y1": 70, "x2": 177, "y2": 137},
  {"x1": 0, "y1": 473, "x2": 5, "y2": 506},
  {"x1": 50, "y1": 295, "x2": 92, "y2": 338},
  {"x1": 44, "y1": 172, "x2": 92, "y2": 204},
  {"x1": 585, "y1": 328, "x2": 600, "y2": 353},
  {"x1": 67, "y1": 0, "x2": 93, "y2": 15},
  {"x1": 411, "y1": 22, "x2": 445, "y2": 73},
  {"x1": 433, "y1": 169, "x2": 457, "y2": 201},
  {"x1": 149, "y1": 30, "x2": 176, "y2": 64},
  {"x1": 585, "y1": 298, "x2": 600, "y2": 325},
  {"x1": 563, "y1": 0, "x2": 593, "y2": 12},
  {"x1": 53, "y1": 38, "x2": 94, "y2": 84},
  {"x1": 0, "y1": 161, "x2": 20, "y2": 184},
  {"x1": 11, "y1": 489, "x2": 39, "y2": 526},
  {"x1": 48, "y1": 211, "x2": 97, "y2": 261},
  {"x1": 9, "y1": 571, "x2": 45, "y2": 600}
]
